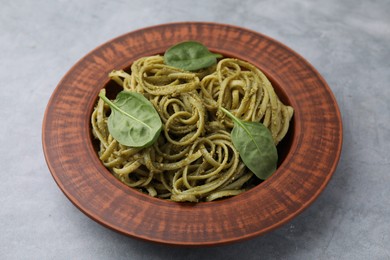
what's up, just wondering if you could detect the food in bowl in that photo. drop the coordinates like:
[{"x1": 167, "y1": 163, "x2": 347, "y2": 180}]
[{"x1": 91, "y1": 41, "x2": 293, "y2": 202}]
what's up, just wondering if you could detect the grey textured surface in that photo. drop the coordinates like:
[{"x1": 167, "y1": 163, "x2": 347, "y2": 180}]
[{"x1": 1, "y1": 0, "x2": 390, "y2": 259}]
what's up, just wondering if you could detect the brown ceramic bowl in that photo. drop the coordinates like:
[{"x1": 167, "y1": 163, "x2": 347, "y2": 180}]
[{"x1": 42, "y1": 22, "x2": 342, "y2": 246}]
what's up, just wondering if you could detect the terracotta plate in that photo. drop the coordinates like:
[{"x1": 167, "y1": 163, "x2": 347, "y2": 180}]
[{"x1": 42, "y1": 22, "x2": 342, "y2": 246}]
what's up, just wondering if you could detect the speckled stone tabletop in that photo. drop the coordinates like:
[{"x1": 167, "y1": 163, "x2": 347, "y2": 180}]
[{"x1": 1, "y1": 0, "x2": 389, "y2": 259}]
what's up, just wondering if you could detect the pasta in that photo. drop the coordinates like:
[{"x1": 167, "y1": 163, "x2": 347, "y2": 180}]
[{"x1": 91, "y1": 55, "x2": 293, "y2": 202}]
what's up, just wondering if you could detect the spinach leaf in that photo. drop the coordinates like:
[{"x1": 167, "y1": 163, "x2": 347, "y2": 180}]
[
  {"x1": 164, "y1": 41, "x2": 222, "y2": 71},
  {"x1": 219, "y1": 107, "x2": 278, "y2": 180},
  {"x1": 99, "y1": 90, "x2": 162, "y2": 148}
]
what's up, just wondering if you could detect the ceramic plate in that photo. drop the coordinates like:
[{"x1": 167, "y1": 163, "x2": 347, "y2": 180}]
[{"x1": 42, "y1": 22, "x2": 342, "y2": 246}]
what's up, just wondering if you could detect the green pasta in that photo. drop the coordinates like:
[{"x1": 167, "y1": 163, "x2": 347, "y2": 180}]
[{"x1": 91, "y1": 55, "x2": 293, "y2": 202}]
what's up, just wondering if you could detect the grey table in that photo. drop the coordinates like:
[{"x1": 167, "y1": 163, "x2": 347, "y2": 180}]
[{"x1": 2, "y1": 0, "x2": 389, "y2": 259}]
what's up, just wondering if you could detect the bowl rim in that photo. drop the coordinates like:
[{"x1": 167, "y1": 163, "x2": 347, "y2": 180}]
[{"x1": 42, "y1": 22, "x2": 343, "y2": 246}]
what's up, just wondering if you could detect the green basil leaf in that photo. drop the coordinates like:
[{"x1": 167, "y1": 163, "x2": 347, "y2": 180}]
[
  {"x1": 220, "y1": 107, "x2": 278, "y2": 180},
  {"x1": 99, "y1": 90, "x2": 162, "y2": 148},
  {"x1": 164, "y1": 41, "x2": 222, "y2": 71}
]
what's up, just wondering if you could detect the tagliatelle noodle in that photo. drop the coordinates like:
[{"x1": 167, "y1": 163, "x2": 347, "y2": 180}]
[{"x1": 91, "y1": 55, "x2": 293, "y2": 202}]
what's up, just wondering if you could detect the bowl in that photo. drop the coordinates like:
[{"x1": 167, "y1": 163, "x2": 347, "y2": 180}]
[{"x1": 42, "y1": 22, "x2": 343, "y2": 246}]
